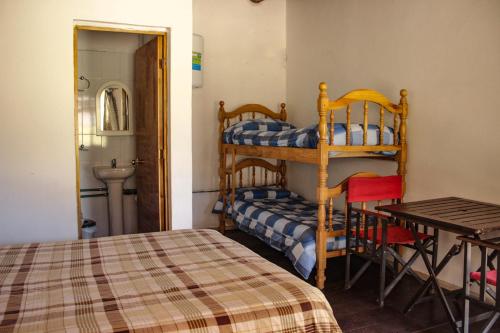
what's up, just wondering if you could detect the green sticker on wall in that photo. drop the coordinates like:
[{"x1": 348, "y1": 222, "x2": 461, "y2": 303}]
[{"x1": 192, "y1": 52, "x2": 202, "y2": 71}]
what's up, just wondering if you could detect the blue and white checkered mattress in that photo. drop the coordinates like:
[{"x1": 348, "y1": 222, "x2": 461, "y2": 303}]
[
  {"x1": 223, "y1": 119, "x2": 395, "y2": 154},
  {"x1": 212, "y1": 186, "x2": 347, "y2": 279}
]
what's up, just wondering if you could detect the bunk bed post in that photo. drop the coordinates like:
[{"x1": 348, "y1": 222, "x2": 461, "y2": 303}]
[
  {"x1": 316, "y1": 82, "x2": 330, "y2": 289},
  {"x1": 218, "y1": 101, "x2": 227, "y2": 234},
  {"x1": 279, "y1": 103, "x2": 288, "y2": 189},
  {"x1": 397, "y1": 90, "x2": 408, "y2": 195}
]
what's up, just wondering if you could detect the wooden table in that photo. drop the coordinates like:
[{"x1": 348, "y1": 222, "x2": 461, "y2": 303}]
[{"x1": 377, "y1": 197, "x2": 500, "y2": 333}]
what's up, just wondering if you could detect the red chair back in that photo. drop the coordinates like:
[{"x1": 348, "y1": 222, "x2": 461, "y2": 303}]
[{"x1": 347, "y1": 175, "x2": 402, "y2": 203}]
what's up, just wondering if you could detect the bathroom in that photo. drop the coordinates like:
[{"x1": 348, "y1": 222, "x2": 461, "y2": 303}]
[{"x1": 76, "y1": 28, "x2": 168, "y2": 238}]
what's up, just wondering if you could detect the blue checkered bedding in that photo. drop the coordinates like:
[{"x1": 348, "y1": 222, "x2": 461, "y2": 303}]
[
  {"x1": 212, "y1": 186, "x2": 347, "y2": 279},
  {"x1": 223, "y1": 119, "x2": 395, "y2": 155}
]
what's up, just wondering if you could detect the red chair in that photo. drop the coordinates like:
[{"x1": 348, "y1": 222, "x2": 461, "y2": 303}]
[{"x1": 344, "y1": 175, "x2": 435, "y2": 307}]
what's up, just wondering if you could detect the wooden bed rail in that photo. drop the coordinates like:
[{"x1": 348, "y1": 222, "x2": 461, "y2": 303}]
[
  {"x1": 224, "y1": 157, "x2": 287, "y2": 191},
  {"x1": 218, "y1": 156, "x2": 287, "y2": 234},
  {"x1": 218, "y1": 101, "x2": 287, "y2": 131},
  {"x1": 318, "y1": 83, "x2": 408, "y2": 148}
]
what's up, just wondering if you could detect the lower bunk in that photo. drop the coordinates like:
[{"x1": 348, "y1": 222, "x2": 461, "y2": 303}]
[
  {"x1": 214, "y1": 157, "x2": 375, "y2": 288},
  {"x1": 213, "y1": 186, "x2": 347, "y2": 280}
]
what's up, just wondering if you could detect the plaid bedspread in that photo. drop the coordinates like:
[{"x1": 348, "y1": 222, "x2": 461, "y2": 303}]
[
  {"x1": 0, "y1": 229, "x2": 340, "y2": 333},
  {"x1": 223, "y1": 119, "x2": 394, "y2": 151},
  {"x1": 213, "y1": 187, "x2": 347, "y2": 279}
]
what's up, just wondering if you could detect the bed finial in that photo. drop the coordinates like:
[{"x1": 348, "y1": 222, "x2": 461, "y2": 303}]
[
  {"x1": 317, "y1": 82, "x2": 329, "y2": 144},
  {"x1": 400, "y1": 89, "x2": 408, "y2": 99},
  {"x1": 218, "y1": 101, "x2": 225, "y2": 121},
  {"x1": 280, "y1": 103, "x2": 287, "y2": 121},
  {"x1": 319, "y1": 82, "x2": 328, "y2": 94}
]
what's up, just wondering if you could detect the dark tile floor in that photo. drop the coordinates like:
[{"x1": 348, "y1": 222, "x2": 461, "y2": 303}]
[{"x1": 226, "y1": 230, "x2": 500, "y2": 333}]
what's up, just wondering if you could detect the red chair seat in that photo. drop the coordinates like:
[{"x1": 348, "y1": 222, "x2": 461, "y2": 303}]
[
  {"x1": 470, "y1": 270, "x2": 497, "y2": 286},
  {"x1": 362, "y1": 226, "x2": 430, "y2": 245}
]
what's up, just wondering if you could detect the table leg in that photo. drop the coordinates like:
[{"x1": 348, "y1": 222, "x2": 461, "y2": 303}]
[
  {"x1": 408, "y1": 222, "x2": 460, "y2": 333},
  {"x1": 379, "y1": 219, "x2": 387, "y2": 307},
  {"x1": 432, "y1": 228, "x2": 440, "y2": 271},
  {"x1": 487, "y1": 250, "x2": 498, "y2": 271},
  {"x1": 480, "y1": 247, "x2": 487, "y2": 302},
  {"x1": 404, "y1": 242, "x2": 462, "y2": 313},
  {"x1": 463, "y1": 241, "x2": 471, "y2": 333}
]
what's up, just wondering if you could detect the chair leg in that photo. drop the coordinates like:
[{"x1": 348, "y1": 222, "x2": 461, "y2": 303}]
[
  {"x1": 345, "y1": 251, "x2": 351, "y2": 289},
  {"x1": 379, "y1": 248, "x2": 387, "y2": 307},
  {"x1": 378, "y1": 220, "x2": 387, "y2": 307},
  {"x1": 481, "y1": 312, "x2": 500, "y2": 333},
  {"x1": 393, "y1": 244, "x2": 400, "y2": 276},
  {"x1": 345, "y1": 205, "x2": 352, "y2": 290},
  {"x1": 348, "y1": 259, "x2": 373, "y2": 289},
  {"x1": 388, "y1": 244, "x2": 428, "y2": 284},
  {"x1": 383, "y1": 244, "x2": 427, "y2": 299}
]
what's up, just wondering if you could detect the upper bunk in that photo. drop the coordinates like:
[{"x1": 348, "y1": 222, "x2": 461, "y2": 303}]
[{"x1": 218, "y1": 82, "x2": 408, "y2": 164}]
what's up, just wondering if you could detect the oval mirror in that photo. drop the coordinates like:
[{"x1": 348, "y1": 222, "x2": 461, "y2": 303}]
[{"x1": 96, "y1": 81, "x2": 133, "y2": 136}]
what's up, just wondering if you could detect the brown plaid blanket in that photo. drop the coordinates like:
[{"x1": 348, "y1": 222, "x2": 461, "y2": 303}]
[{"x1": 0, "y1": 229, "x2": 340, "y2": 333}]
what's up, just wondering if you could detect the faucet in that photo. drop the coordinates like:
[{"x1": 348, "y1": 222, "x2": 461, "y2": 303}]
[{"x1": 111, "y1": 158, "x2": 117, "y2": 168}]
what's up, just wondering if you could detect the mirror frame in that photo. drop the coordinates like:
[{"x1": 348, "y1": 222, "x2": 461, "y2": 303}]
[{"x1": 95, "y1": 81, "x2": 133, "y2": 136}]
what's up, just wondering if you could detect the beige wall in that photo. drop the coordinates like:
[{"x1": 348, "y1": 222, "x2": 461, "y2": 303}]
[
  {"x1": 286, "y1": 0, "x2": 500, "y2": 286},
  {"x1": 192, "y1": 0, "x2": 287, "y2": 228},
  {"x1": 0, "y1": 0, "x2": 193, "y2": 245}
]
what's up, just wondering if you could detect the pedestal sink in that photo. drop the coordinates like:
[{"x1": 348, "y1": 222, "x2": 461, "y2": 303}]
[{"x1": 93, "y1": 165, "x2": 135, "y2": 236}]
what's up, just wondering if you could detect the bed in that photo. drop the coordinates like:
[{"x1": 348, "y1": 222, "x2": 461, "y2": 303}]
[
  {"x1": 217, "y1": 82, "x2": 408, "y2": 289},
  {"x1": 223, "y1": 118, "x2": 396, "y2": 157},
  {"x1": 213, "y1": 186, "x2": 347, "y2": 280},
  {"x1": 0, "y1": 229, "x2": 340, "y2": 333}
]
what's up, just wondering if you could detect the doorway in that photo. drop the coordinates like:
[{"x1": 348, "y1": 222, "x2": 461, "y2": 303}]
[{"x1": 73, "y1": 25, "x2": 170, "y2": 238}]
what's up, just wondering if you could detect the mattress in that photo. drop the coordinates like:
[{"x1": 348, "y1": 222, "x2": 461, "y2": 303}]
[
  {"x1": 213, "y1": 187, "x2": 348, "y2": 279},
  {"x1": 0, "y1": 229, "x2": 340, "y2": 333},
  {"x1": 223, "y1": 118, "x2": 395, "y2": 150}
]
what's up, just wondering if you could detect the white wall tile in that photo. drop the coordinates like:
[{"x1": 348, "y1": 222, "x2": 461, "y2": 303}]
[
  {"x1": 80, "y1": 161, "x2": 105, "y2": 189},
  {"x1": 101, "y1": 136, "x2": 122, "y2": 166},
  {"x1": 81, "y1": 94, "x2": 96, "y2": 135},
  {"x1": 102, "y1": 52, "x2": 121, "y2": 80},
  {"x1": 121, "y1": 54, "x2": 135, "y2": 82},
  {"x1": 78, "y1": 134, "x2": 102, "y2": 163},
  {"x1": 85, "y1": 51, "x2": 103, "y2": 79}
]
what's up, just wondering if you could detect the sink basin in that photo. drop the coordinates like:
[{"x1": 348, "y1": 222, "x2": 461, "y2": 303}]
[
  {"x1": 93, "y1": 165, "x2": 135, "y2": 237},
  {"x1": 93, "y1": 166, "x2": 135, "y2": 181}
]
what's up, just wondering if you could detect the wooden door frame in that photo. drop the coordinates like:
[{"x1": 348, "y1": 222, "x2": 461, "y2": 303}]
[{"x1": 73, "y1": 24, "x2": 170, "y2": 238}]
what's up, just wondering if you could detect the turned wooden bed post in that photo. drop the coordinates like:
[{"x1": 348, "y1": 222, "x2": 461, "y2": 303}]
[
  {"x1": 397, "y1": 90, "x2": 408, "y2": 195},
  {"x1": 279, "y1": 103, "x2": 287, "y2": 189},
  {"x1": 218, "y1": 101, "x2": 227, "y2": 234},
  {"x1": 316, "y1": 82, "x2": 330, "y2": 289}
]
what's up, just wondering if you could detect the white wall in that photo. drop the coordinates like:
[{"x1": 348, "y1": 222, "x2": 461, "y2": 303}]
[
  {"x1": 192, "y1": 0, "x2": 287, "y2": 228},
  {"x1": 0, "y1": 0, "x2": 192, "y2": 245},
  {"x1": 286, "y1": 0, "x2": 500, "y2": 286}
]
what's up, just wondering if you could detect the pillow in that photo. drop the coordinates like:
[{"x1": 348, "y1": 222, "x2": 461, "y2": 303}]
[
  {"x1": 235, "y1": 186, "x2": 294, "y2": 200},
  {"x1": 226, "y1": 118, "x2": 295, "y2": 133}
]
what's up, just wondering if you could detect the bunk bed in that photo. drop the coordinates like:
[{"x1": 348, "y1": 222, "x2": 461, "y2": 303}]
[{"x1": 216, "y1": 82, "x2": 409, "y2": 289}]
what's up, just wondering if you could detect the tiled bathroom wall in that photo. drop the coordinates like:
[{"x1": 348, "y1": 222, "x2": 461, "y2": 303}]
[{"x1": 78, "y1": 31, "x2": 140, "y2": 237}]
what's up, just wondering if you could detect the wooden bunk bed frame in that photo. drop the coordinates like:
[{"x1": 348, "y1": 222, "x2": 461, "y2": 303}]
[{"x1": 217, "y1": 82, "x2": 408, "y2": 289}]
